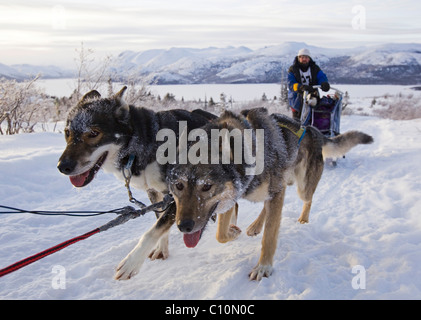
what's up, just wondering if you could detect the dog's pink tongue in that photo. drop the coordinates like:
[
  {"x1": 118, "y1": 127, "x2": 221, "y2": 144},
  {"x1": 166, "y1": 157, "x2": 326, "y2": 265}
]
[
  {"x1": 183, "y1": 230, "x2": 202, "y2": 248},
  {"x1": 69, "y1": 171, "x2": 89, "y2": 187}
]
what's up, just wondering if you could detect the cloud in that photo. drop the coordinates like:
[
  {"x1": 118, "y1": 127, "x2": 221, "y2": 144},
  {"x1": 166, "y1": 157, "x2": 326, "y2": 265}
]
[{"x1": 0, "y1": 0, "x2": 421, "y2": 66}]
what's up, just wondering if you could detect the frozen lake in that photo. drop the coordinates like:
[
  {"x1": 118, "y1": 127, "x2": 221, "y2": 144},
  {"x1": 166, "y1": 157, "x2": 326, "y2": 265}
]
[{"x1": 37, "y1": 79, "x2": 414, "y2": 102}]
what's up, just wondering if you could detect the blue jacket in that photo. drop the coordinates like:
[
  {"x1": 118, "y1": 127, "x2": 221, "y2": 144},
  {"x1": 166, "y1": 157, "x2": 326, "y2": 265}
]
[{"x1": 287, "y1": 57, "x2": 328, "y2": 111}]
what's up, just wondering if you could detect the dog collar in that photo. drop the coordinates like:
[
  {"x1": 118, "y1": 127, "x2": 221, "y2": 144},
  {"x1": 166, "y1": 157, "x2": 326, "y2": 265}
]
[
  {"x1": 125, "y1": 154, "x2": 136, "y2": 171},
  {"x1": 122, "y1": 154, "x2": 147, "y2": 209}
]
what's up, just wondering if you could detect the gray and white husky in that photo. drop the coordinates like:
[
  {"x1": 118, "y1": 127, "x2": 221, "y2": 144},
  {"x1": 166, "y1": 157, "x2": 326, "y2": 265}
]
[
  {"x1": 57, "y1": 86, "x2": 216, "y2": 263},
  {"x1": 114, "y1": 107, "x2": 373, "y2": 281}
]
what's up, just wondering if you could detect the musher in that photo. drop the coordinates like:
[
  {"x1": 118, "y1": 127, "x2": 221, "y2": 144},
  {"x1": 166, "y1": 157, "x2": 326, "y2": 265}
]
[{"x1": 287, "y1": 48, "x2": 330, "y2": 121}]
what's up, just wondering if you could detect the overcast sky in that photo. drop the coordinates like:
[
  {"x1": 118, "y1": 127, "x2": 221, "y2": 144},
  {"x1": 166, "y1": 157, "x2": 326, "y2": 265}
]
[{"x1": 1, "y1": 0, "x2": 420, "y2": 67}]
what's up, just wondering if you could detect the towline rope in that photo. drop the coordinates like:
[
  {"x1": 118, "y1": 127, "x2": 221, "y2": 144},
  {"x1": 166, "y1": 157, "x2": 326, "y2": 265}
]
[
  {"x1": 0, "y1": 205, "x2": 127, "y2": 217},
  {"x1": 0, "y1": 194, "x2": 174, "y2": 278}
]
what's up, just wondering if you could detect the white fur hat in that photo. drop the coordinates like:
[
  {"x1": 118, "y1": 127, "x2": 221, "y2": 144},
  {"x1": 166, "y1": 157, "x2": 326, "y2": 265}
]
[{"x1": 298, "y1": 48, "x2": 311, "y2": 57}]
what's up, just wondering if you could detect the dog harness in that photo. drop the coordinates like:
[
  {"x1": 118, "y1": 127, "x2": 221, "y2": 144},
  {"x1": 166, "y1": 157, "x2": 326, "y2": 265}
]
[{"x1": 278, "y1": 123, "x2": 307, "y2": 147}]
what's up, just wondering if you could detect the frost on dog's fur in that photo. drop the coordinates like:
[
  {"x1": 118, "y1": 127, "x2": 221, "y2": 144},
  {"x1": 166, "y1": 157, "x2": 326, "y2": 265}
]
[
  {"x1": 68, "y1": 109, "x2": 93, "y2": 133},
  {"x1": 166, "y1": 108, "x2": 373, "y2": 281},
  {"x1": 58, "y1": 86, "x2": 218, "y2": 281}
]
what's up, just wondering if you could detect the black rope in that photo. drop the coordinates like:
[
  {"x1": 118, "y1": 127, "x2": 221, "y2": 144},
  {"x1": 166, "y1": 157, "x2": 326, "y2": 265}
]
[
  {"x1": 0, "y1": 194, "x2": 175, "y2": 218},
  {"x1": 0, "y1": 195, "x2": 175, "y2": 277},
  {"x1": 0, "y1": 205, "x2": 126, "y2": 217}
]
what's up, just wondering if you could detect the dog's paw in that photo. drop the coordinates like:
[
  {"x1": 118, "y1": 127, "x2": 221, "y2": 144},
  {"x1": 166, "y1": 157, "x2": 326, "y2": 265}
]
[
  {"x1": 115, "y1": 253, "x2": 142, "y2": 281},
  {"x1": 148, "y1": 248, "x2": 169, "y2": 260},
  {"x1": 148, "y1": 245, "x2": 169, "y2": 260},
  {"x1": 249, "y1": 264, "x2": 273, "y2": 281},
  {"x1": 246, "y1": 221, "x2": 263, "y2": 237},
  {"x1": 228, "y1": 224, "x2": 242, "y2": 241},
  {"x1": 297, "y1": 217, "x2": 309, "y2": 224},
  {"x1": 148, "y1": 234, "x2": 169, "y2": 260},
  {"x1": 217, "y1": 224, "x2": 242, "y2": 243}
]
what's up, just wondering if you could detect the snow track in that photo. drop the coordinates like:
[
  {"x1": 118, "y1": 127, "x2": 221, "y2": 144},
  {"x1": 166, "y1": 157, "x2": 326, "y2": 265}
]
[{"x1": 1, "y1": 115, "x2": 421, "y2": 299}]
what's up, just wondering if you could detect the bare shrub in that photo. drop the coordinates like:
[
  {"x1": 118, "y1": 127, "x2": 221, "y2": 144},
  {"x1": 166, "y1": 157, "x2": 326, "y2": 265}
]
[
  {"x1": 0, "y1": 76, "x2": 55, "y2": 135},
  {"x1": 374, "y1": 93, "x2": 421, "y2": 120},
  {"x1": 73, "y1": 43, "x2": 113, "y2": 102}
]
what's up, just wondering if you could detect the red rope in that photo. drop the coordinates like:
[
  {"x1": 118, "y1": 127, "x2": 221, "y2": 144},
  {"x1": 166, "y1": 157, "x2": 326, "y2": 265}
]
[
  {"x1": 0, "y1": 228, "x2": 100, "y2": 278},
  {"x1": 0, "y1": 198, "x2": 173, "y2": 278}
]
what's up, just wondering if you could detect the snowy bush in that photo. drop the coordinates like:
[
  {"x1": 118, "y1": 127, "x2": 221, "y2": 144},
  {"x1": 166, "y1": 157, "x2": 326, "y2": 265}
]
[
  {"x1": 373, "y1": 92, "x2": 421, "y2": 120},
  {"x1": 0, "y1": 76, "x2": 56, "y2": 135}
]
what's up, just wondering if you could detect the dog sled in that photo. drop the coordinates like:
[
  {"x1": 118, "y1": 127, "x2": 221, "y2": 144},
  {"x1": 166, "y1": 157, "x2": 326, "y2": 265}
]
[
  {"x1": 300, "y1": 85, "x2": 344, "y2": 137},
  {"x1": 300, "y1": 85, "x2": 344, "y2": 165}
]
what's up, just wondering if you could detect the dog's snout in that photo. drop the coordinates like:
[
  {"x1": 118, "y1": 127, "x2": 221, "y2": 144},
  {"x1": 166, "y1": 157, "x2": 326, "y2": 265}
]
[
  {"x1": 57, "y1": 158, "x2": 76, "y2": 175},
  {"x1": 177, "y1": 219, "x2": 195, "y2": 233}
]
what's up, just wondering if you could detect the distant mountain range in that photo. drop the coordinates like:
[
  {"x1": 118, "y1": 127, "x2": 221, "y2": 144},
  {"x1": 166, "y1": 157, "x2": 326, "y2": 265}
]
[
  {"x1": 0, "y1": 63, "x2": 74, "y2": 81},
  {"x1": 2, "y1": 42, "x2": 421, "y2": 85}
]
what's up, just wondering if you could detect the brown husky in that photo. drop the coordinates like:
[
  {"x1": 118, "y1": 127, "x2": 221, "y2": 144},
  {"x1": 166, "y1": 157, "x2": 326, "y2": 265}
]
[{"x1": 115, "y1": 108, "x2": 373, "y2": 281}]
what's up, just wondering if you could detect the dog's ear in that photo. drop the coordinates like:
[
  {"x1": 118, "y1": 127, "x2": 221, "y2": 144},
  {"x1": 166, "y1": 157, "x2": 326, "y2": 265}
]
[
  {"x1": 114, "y1": 86, "x2": 130, "y2": 123},
  {"x1": 114, "y1": 86, "x2": 128, "y2": 101},
  {"x1": 79, "y1": 90, "x2": 101, "y2": 105}
]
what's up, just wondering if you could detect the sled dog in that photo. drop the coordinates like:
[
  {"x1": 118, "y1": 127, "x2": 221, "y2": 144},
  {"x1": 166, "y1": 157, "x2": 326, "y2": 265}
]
[
  {"x1": 57, "y1": 86, "x2": 216, "y2": 262},
  {"x1": 115, "y1": 107, "x2": 373, "y2": 281}
]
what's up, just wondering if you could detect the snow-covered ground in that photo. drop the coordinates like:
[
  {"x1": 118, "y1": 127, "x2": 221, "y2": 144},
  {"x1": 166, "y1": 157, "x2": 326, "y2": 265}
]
[{"x1": 1, "y1": 86, "x2": 421, "y2": 300}]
